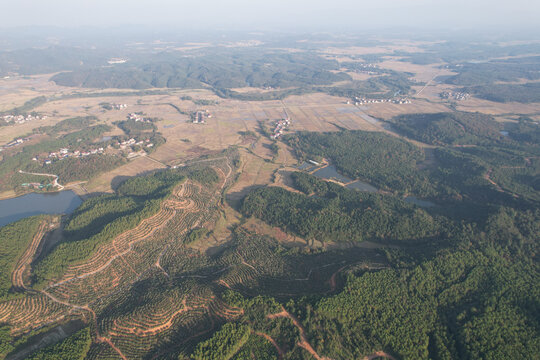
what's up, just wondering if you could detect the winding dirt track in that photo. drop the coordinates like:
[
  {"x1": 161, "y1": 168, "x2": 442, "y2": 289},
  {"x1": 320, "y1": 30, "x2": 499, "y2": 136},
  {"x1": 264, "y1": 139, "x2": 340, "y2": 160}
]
[
  {"x1": 328, "y1": 265, "x2": 347, "y2": 293},
  {"x1": 36, "y1": 161, "x2": 234, "y2": 358},
  {"x1": 35, "y1": 180, "x2": 197, "y2": 359},
  {"x1": 18, "y1": 170, "x2": 64, "y2": 190},
  {"x1": 484, "y1": 168, "x2": 519, "y2": 198},
  {"x1": 361, "y1": 351, "x2": 396, "y2": 360},
  {"x1": 268, "y1": 307, "x2": 395, "y2": 360},
  {"x1": 11, "y1": 220, "x2": 50, "y2": 290},
  {"x1": 255, "y1": 332, "x2": 285, "y2": 359},
  {"x1": 268, "y1": 307, "x2": 332, "y2": 360},
  {"x1": 45, "y1": 181, "x2": 192, "y2": 290},
  {"x1": 484, "y1": 168, "x2": 505, "y2": 192},
  {"x1": 5, "y1": 159, "x2": 398, "y2": 359}
]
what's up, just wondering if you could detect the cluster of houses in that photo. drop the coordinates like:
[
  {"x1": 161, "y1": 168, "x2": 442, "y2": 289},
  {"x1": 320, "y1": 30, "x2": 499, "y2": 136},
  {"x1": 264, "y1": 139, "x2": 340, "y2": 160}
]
[
  {"x1": 440, "y1": 91, "x2": 470, "y2": 101},
  {"x1": 0, "y1": 138, "x2": 27, "y2": 152},
  {"x1": 349, "y1": 97, "x2": 411, "y2": 105},
  {"x1": 270, "y1": 116, "x2": 291, "y2": 140},
  {"x1": 127, "y1": 113, "x2": 152, "y2": 122},
  {"x1": 37, "y1": 137, "x2": 154, "y2": 165},
  {"x1": 101, "y1": 103, "x2": 128, "y2": 111},
  {"x1": 352, "y1": 63, "x2": 380, "y2": 74},
  {"x1": 40, "y1": 147, "x2": 105, "y2": 165},
  {"x1": 2, "y1": 113, "x2": 46, "y2": 124},
  {"x1": 119, "y1": 138, "x2": 154, "y2": 150},
  {"x1": 119, "y1": 138, "x2": 154, "y2": 159},
  {"x1": 21, "y1": 182, "x2": 55, "y2": 190},
  {"x1": 192, "y1": 110, "x2": 212, "y2": 124}
]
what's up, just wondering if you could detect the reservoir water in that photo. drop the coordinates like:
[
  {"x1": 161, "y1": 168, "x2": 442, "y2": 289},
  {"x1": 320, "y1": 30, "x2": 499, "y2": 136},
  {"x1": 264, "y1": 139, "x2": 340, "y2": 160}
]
[
  {"x1": 298, "y1": 164, "x2": 437, "y2": 203},
  {"x1": 346, "y1": 180, "x2": 378, "y2": 193},
  {"x1": 0, "y1": 190, "x2": 82, "y2": 227},
  {"x1": 300, "y1": 163, "x2": 380, "y2": 193},
  {"x1": 312, "y1": 165, "x2": 353, "y2": 183}
]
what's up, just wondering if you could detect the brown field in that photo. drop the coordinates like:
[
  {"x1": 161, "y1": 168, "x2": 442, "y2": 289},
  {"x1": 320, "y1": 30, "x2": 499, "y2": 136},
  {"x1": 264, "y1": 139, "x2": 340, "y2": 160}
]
[
  {"x1": 456, "y1": 98, "x2": 540, "y2": 115},
  {"x1": 1, "y1": 81, "x2": 401, "y2": 198},
  {"x1": 0, "y1": 189, "x2": 17, "y2": 200},
  {"x1": 0, "y1": 74, "x2": 69, "y2": 111},
  {"x1": 363, "y1": 98, "x2": 451, "y2": 120},
  {"x1": 411, "y1": 82, "x2": 456, "y2": 102},
  {"x1": 346, "y1": 72, "x2": 374, "y2": 81},
  {"x1": 377, "y1": 59, "x2": 455, "y2": 83},
  {"x1": 84, "y1": 156, "x2": 165, "y2": 194},
  {"x1": 322, "y1": 43, "x2": 426, "y2": 57},
  {"x1": 226, "y1": 149, "x2": 277, "y2": 207},
  {"x1": 274, "y1": 142, "x2": 297, "y2": 167},
  {"x1": 3, "y1": 55, "x2": 537, "y2": 199},
  {"x1": 3, "y1": 39, "x2": 540, "y2": 360},
  {"x1": 0, "y1": 115, "x2": 66, "y2": 144}
]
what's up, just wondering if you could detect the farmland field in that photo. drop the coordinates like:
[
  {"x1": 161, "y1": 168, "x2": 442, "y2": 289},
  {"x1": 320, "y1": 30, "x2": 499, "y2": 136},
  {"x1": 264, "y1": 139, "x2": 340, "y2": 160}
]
[{"x1": 0, "y1": 31, "x2": 539, "y2": 360}]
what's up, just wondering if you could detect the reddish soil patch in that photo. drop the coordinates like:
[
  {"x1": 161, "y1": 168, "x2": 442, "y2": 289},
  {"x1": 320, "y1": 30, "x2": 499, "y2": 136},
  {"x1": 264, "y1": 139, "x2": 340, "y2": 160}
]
[
  {"x1": 362, "y1": 351, "x2": 396, "y2": 360},
  {"x1": 328, "y1": 266, "x2": 347, "y2": 293},
  {"x1": 268, "y1": 307, "x2": 332, "y2": 360},
  {"x1": 255, "y1": 332, "x2": 285, "y2": 359},
  {"x1": 12, "y1": 220, "x2": 50, "y2": 290}
]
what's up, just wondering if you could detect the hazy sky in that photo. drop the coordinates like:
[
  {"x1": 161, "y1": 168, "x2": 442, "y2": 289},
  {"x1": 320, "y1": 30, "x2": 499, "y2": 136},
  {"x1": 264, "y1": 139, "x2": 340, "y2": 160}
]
[{"x1": 2, "y1": 0, "x2": 539, "y2": 31}]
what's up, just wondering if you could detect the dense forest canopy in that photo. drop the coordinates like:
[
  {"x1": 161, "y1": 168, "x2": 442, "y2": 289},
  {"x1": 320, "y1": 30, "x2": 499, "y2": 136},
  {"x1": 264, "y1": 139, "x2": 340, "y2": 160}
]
[
  {"x1": 285, "y1": 130, "x2": 425, "y2": 193},
  {"x1": 465, "y1": 83, "x2": 540, "y2": 103},
  {"x1": 0, "y1": 33, "x2": 539, "y2": 360},
  {"x1": 389, "y1": 112, "x2": 503, "y2": 145},
  {"x1": 26, "y1": 328, "x2": 91, "y2": 360},
  {"x1": 444, "y1": 56, "x2": 540, "y2": 86},
  {"x1": 51, "y1": 51, "x2": 351, "y2": 90},
  {"x1": 242, "y1": 173, "x2": 449, "y2": 244},
  {"x1": 308, "y1": 246, "x2": 539, "y2": 359}
]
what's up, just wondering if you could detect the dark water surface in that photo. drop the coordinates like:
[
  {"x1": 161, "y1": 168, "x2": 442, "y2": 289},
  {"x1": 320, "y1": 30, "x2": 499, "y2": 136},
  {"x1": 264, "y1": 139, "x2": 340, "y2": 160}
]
[
  {"x1": 346, "y1": 180, "x2": 378, "y2": 193},
  {"x1": 0, "y1": 190, "x2": 81, "y2": 227},
  {"x1": 312, "y1": 165, "x2": 353, "y2": 183}
]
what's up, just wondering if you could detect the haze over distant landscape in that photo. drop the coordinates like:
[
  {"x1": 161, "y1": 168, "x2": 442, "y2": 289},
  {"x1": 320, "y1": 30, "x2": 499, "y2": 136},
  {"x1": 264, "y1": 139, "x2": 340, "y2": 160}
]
[
  {"x1": 2, "y1": 0, "x2": 540, "y2": 30},
  {"x1": 0, "y1": 1, "x2": 539, "y2": 360}
]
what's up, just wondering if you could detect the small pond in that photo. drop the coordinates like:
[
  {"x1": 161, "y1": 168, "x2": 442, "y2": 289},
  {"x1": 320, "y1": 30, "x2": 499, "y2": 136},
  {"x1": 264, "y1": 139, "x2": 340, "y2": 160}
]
[
  {"x1": 346, "y1": 180, "x2": 378, "y2": 193},
  {"x1": 0, "y1": 190, "x2": 82, "y2": 227},
  {"x1": 312, "y1": 165, "x2": 353, "y2": 183}
]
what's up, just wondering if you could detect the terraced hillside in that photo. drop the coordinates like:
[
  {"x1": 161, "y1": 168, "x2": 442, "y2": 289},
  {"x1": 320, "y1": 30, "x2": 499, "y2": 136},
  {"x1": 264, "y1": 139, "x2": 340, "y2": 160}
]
[
  {"x1": 0, "y1": 150, "x2": 393, "y2": 359},
  {"x1": 1, "y1": 121, "x2": 538, "y2": 360},
  {"x1": 0, "y1": 154, "x2": 238, "y2": 357}
]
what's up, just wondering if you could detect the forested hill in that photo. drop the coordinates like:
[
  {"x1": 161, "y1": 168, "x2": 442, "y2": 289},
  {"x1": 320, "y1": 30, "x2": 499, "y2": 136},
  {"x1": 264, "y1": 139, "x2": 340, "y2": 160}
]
[
  {"x1": 235, "y1": 124, "x2": 540, "y2": 358},
  {"x1": 389, "y1": 111, "x2": 504, "y2": 145},
  {"x1": 241, "y1": 173, "x2": 450, "y2": 244},
  {"x1": 285, "y1": 130, "x2": 426, "y2": 193},
  {"x1": 51, "y1": 51, "x2": 351, "y2": 90}
]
